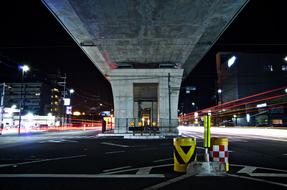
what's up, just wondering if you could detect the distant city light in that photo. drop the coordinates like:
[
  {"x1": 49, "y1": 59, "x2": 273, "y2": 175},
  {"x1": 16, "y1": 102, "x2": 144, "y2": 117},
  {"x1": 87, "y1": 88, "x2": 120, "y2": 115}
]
[
  {"x1": 192, "y1": 102, "x2": 195, "y2": 106},
  {"x1": 217, "y1": 89, "x2": 222, "y2": 94},
  {"x1": 47, "y1": 113, "x2": 53, "y2": 117},
  {"x1": 69, "y1": 89, "x2": 75, "y2": 94},
  {"x1": 228, "y1": 56, "x2": 237, "y2": 68},
  {"x1": 256, "y1": 103, "x2": 267, "y2": 108},
  {"x1": 246, "y1": 114, "x2": 251, "y2": 122},
  {"x1": 194, "y1": 112, "x2": 198, "y2": 118},
  {"x1": 19, "y1": 65, "x2": 30, "y2": 72},
  {"x1": 73, "y1": 111, "x2": 81, "y2": 116},
  {"x1": 11, "y1": 105, "x2": 17, "y2": 109},
  {"x1": 25, "y1": 112, "x2": 34, "y2": 120},
  {"x1": 233, "y1": 114, "x2": 237, "y2": 118}
]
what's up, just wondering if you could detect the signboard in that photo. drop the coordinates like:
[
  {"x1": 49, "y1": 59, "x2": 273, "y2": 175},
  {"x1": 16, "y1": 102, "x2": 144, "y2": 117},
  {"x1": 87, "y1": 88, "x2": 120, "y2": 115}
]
[
  {"x1": 66, "y1": 106, "x2": 72, "y2": 115},
  {"x1": 63, "y1": 98, "x2": 71, "y2": 106},
  {"x1": 100, "y1": 111, "x2": 110, "y2": 117},
  {"x1": 185, "y1": 86, "x2": 196, "y2": 94}
]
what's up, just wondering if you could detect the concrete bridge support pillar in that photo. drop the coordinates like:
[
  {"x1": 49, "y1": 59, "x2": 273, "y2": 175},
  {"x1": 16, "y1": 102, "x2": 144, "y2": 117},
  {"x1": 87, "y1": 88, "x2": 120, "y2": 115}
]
[{"x1": 110, "y1": 69, "x2": 183, "y2": 134}]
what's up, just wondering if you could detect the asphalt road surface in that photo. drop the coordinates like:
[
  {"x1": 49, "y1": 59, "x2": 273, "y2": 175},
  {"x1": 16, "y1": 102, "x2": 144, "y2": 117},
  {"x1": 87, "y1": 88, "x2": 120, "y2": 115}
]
[{"x1": 0, "y1": 128, "x2": 287, "y2": 190}]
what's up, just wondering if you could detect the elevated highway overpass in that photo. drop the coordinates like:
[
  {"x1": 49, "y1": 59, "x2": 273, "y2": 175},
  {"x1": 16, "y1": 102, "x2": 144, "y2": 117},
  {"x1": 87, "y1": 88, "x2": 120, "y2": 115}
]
[{"x1": 42, "y1": 0, "x2": 249, "y2": 134}]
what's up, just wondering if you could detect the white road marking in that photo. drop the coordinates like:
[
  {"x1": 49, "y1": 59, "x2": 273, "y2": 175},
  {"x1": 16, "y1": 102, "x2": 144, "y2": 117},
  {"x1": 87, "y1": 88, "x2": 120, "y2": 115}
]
[
  {"x1": 250, "y1": 173, "x2": 287, "y2": 177},
  {"x1": 136, "y1": 167, "x2": 152, "y2": 175},
  {"x1": 0, "y1": 155, "x2": 86, "y2": 168},
  {"x1": 231, "y1": 164, "x2": 287, "y2": 173},
  {"x1": 237, "y1": 166, "x2": 257, "y2": 174},
  {"x1": 234, "y1": 164, "x2": 287, "y2": 177},
  {"x1": 105, "y1": 150, "x2": 125, "y2": 154},
  {"x1": 39, "y1": 139, "x2": 78, "y2": 143},
  {"x1": 101, "y1": 142, "x2": 129, "y2": 148},
  {"x1": 228, "y1": 174, "x2": 287, "y2": 188},
  {"x1": 103, "y1": 166, "x2": 131, "y2": 173},
  {"x1": 143, "y1": 173, "x2": 192, "y2": 190},
  {"x1": 102, "y1": 163, "x2": 172, "y2": 175},
  {"x1": 153, "y1": 158, "x2": 173, "y2": 163},
  {"x1": 0, "y1": 174, "x2": 165, "y2": 178}
]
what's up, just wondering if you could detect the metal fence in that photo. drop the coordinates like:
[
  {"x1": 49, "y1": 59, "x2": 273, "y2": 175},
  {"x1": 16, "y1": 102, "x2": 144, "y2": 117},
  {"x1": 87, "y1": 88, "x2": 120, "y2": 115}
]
[{"x1": 114, "y1": 118, "x2": 179, "y2": 135}]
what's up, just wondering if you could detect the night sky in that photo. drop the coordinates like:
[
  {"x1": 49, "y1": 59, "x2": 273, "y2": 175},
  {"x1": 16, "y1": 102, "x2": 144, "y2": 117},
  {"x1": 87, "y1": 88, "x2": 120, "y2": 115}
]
[{"x1": 1, "y1": 1, "x2": 287, "y2": 112}]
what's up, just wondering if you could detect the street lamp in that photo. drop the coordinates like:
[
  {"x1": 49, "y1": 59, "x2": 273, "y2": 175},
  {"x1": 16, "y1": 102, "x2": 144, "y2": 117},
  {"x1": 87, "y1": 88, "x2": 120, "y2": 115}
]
[
  {"x1": 0, "y1": 83, "x2": 11, "y2": 134},
  {"x1": 69, "y1": 89, "x2": 75, "y2": 94},
  {"x1": 18, "y1": 64, "x2": 30, "y2": 135}
]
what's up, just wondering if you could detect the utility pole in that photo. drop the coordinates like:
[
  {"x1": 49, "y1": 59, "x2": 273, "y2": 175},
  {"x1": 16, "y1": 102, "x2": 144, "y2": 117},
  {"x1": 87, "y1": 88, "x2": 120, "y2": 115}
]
[
  {"x1": 0, "y1": 83, "x2": 6, "y2": 133},
  {"x1": 58, "y1": 73, "x2": 67, "y2": 127},
  {"x1": 168, "y1": 73, "x2": 171, "y2": 130}
]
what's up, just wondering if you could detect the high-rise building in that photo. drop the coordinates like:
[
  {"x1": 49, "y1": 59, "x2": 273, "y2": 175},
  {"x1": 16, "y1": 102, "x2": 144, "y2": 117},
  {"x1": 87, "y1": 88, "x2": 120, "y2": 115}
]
[
  {"x1": 216, "y1": 52, "x2": 287, "y2": 126},
  {"x1": 4, "y1": 82, "x2": 54, "y2": 116}
]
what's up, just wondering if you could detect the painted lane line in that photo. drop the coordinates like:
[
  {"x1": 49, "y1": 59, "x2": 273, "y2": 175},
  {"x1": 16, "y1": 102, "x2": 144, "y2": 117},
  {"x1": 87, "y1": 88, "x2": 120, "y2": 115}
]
[
  {"x1": 105, "y1": 150, "x2": 125, "y2": 154},
  {"x1": 102, "y1": 163, "x2": 172, "y2": 175},
  {"x1": 228, "y1": 174, "x2": 287, "y2": 188},
  {"x1": 0, "y1": 174, "x2": 165, "y2": 178},
  {"x1": 103, "y1": 166, "x2": 131, "y2": 173},
  {"x1": 153, "y1": 158, "x2": 173, "y2": 163},
  {"x1": 101, "y1": 142, "x2": 129, "y2": 148},
  {"x1": 0, "y1": 155, "x2": 86, "y2": 168},
  {"x1": 230, "y1": 163, "x2": 287, "y2": 173},
  {"x1": 233, "y1": 164, "x2": 287, "y2": 177},
  {"x1": 237, "y1": 166, "x2": 257, "y2": 174},
  {"x1": 250, "y1": 173, "x2": 287, "y2": 177},
  {"x1": 136, "y1": 167, "x2": 152, "y2": 175},
  {"x1": 143, "y1": 173, "x2": 192, "y2": 190}
]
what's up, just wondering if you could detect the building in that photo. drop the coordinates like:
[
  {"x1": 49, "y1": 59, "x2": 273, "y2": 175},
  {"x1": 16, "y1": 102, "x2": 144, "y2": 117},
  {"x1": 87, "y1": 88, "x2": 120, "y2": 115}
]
[
  {"x1": 4, "y1": 82, "x2": 52, "y2": 115},
  {"x1": 216, "y1": 52, "x2": 287, "y2": 126},
  {"x1": 50, "y1": 87, "x2": 61, "y2": 116}
]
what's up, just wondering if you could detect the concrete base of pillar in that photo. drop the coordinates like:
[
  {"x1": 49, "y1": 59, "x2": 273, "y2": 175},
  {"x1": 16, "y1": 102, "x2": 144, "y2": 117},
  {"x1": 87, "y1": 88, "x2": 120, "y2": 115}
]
[
  {"x1": 186, "y1": 162, "x2": 227, "y2": 176},
  {"x1": 110, "y1": 69, "x2": 184, "y2": 134}
]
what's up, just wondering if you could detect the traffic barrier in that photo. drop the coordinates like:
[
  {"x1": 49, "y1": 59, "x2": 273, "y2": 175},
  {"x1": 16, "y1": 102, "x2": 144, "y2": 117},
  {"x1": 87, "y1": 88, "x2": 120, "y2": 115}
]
[
  {"x1": 173, "y1": 137, "x2": 196, "y2": 173},
  {"x1": 209, "y1": 137, "x2": 229, "y2": 172}
]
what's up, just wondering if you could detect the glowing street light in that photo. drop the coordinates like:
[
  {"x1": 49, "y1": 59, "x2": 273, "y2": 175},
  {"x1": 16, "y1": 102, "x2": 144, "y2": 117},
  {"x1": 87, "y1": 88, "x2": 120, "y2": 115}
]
[
  {"x1": 69, "y1": 89, "x2": 75, "y2": 94},
  {"x1": 18, "y1": 64, "x2": 30, "y2": 135},
  {"x1": 284, "y1": 56, "x2": 287, "y2": 62},
  {"x1": 217, "y1": 89, "x2": 222, "y2": 94},
  {"x1": 228, "y1": 56, "x2": 237, "y2": 68}
]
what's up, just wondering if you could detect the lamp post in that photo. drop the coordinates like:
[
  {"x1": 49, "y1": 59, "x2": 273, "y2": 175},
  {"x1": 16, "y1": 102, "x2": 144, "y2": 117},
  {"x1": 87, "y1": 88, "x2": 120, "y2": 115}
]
[
  {"x1": 216, "y1": 89, "x2": 222, "y2": 126},
  {"x1": 67, "y1": 88, "x2": 74, "y2": 125},
  {"x1": 0, "y1": 83, "x2": 9, "y2": 134},
  {"x1": 18, "y1": 65, "x2": 30, "y2": 135}
]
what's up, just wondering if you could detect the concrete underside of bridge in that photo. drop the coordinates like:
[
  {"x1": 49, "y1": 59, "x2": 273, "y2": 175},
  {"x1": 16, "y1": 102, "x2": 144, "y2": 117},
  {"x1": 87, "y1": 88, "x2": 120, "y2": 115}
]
[{"x1": 42, "y1": 0, "x2": 248, "y2": 133}]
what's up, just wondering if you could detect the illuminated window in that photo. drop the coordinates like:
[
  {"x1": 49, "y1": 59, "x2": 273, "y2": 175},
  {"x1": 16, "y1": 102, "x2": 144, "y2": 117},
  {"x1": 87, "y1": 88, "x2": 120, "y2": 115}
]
[
  {"x1": 268, "y1": 65, "x2": 273, "y2": 71},
  {"x1": 282, "y1": 65, "x2": 287, "y2": 71}
]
